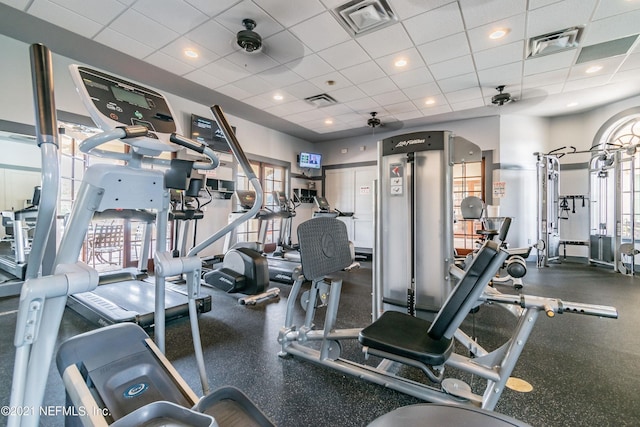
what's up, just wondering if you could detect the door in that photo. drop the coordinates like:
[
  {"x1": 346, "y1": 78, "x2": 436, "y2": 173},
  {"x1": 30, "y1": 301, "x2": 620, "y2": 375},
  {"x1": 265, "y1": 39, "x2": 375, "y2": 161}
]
[{"x1": 325, "y1": 165, "x2": 376, "y2": 250}]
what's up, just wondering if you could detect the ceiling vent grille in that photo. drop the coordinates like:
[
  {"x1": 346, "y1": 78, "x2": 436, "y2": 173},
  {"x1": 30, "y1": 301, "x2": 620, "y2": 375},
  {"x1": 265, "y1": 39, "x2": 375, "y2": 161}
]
[
  {"x1": 304, "y1": 93, "x2": 338, "y2": 107},
  {"x1": 527, "y1": 26, "x2": 584, "y2": 58},
  {"x1": 332, "y1": 0, "x2": 398, "y2": 36}
]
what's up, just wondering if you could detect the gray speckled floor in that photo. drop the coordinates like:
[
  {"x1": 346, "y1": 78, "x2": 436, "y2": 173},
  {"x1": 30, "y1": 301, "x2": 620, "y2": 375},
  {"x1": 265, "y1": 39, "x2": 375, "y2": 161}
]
[{"x1": 1, "y1": 259, "x2": 639, "y2": 427}]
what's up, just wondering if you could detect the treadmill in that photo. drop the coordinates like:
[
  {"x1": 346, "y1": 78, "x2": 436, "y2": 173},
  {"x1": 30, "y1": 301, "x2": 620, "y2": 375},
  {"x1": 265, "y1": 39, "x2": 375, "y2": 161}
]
[
  {"x1": 67, "y1": 209, "x2": 211, "y2": 327},
  {"x1": 62, "y1": 65, "x2": 212, "y2": 328}
]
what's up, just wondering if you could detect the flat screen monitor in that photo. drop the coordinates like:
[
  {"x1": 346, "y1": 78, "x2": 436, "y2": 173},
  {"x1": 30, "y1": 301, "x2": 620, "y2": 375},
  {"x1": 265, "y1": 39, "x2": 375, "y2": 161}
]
[
  {"x1": 190, "y1": 114, "x2": 235, "y2": 153},
  {"x1": 314, "y1": 196, "x2": 330, "y2": 211},
  {"x1": 299, "y1": 152, "x2": 322, "y2": 169}
]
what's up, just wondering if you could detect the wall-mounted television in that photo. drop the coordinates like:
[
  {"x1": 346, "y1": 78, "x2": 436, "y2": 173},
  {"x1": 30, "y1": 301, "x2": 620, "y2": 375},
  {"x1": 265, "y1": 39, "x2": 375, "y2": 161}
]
[
  {"x1": 298, "y1": 152, "x2": 322, "y2": 169},
  {"x1": 190, "y1": 114, "x2": 236, "y2": 153}
]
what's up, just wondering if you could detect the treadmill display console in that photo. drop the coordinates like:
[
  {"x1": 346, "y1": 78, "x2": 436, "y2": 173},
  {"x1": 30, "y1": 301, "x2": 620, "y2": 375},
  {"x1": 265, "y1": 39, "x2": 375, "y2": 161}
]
[{"x1": 69, "y1": 65, "x2": 181, "y2": 152}]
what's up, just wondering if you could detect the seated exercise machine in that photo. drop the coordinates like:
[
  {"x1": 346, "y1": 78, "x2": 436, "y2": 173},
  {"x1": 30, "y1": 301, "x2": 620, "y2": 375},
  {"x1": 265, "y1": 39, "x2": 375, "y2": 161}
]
[
  {"x1": 271, "y1": 190, "x2": 300, "y2": 259},
  {"x1": 459, "y1": 196, "x2": 531, "y2": 289},
  {"x1": 278, "y1": 217, "x2": 618, "y2": 410},
  {"x1": 203, "y1": 189, "x2": 281, "y2": 304},
  {"x1": 9, "y1": 44, "x2": 272, "y2": 426}
]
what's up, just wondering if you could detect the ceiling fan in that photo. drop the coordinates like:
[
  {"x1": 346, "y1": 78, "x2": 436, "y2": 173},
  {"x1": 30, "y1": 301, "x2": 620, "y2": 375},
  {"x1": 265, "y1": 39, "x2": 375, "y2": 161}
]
[
  {"x1": 366, "y1": 112, "x2": 403, "y2": 131},
  {"x1": 228, "y1": 18, "x2": 304, "y2": 74},
  {"x1": 491, "y1": 85, "x2": 514, "y2": 106}
]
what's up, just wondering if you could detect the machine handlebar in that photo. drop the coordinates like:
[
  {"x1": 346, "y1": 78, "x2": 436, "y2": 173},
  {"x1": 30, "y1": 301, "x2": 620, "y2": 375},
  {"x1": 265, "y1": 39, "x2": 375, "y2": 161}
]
[{"x1": 483, "y1": 293, "x2": 618, "y2": 319}]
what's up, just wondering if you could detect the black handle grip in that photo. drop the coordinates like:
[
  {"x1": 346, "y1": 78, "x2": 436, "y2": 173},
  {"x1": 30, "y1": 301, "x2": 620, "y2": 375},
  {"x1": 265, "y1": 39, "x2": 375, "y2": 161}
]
[
  {"x1": 170, "y1": 133, "x2": 205, "y2": 154},
  {"x1": 29, "y1": 44, "x2": 58, "y2": 147},
  {"x1": 118, "y1": 125, "x2": 149, "y2": 139}
]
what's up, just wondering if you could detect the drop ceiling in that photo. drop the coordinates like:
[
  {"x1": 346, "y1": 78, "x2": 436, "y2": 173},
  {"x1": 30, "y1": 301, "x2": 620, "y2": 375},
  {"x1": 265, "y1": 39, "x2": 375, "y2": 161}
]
[{"x1": 1, "y1": 0, "x2": 640, "y2": 142}]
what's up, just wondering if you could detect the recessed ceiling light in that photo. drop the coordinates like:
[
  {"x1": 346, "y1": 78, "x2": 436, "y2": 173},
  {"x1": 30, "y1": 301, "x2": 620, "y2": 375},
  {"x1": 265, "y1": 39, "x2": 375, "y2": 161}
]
[
  {"x1": 184, "y1": 49, "x2": 199, "y2": 58},
  {"x1": 324, "y1": 119, "x2": 334, "y2": 125},
  {"x1": 273, "y1": 94, "x2": 284, "y2": 101},
  {"x1": 394, "y1": 58, "x2": 408, "y2": 67},
  {"x1": 489, "y1": 28, "x2": 509, "y2": 40},
  {"x1": 566, "y1": 102, "x2": 579, "y2": 107},
  {"x1": 425, "y1": 98, "x2": 436, "y2": 105},
  {"x1": 585, "y1": 65, "x2": 603, "y2": 74}
]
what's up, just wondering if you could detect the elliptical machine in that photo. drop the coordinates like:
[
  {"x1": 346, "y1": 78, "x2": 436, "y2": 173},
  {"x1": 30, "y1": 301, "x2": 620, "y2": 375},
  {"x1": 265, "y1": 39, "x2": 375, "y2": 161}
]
[{"x1": 203, "y1": 190, "x2": 279, "y2": 304}]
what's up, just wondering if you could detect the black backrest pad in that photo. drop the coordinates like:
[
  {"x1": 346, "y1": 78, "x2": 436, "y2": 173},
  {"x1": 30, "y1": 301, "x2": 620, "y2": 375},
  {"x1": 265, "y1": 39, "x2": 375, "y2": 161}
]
[
  {"x1": 297, "y1": 217, "x2": 353, "y2": 280},
  {"x1": 428, "y1": 241, "x2": 501, "y2": 340},
  {"x1": 497, "y1": 217, "x2": 512, "y2": 242}
]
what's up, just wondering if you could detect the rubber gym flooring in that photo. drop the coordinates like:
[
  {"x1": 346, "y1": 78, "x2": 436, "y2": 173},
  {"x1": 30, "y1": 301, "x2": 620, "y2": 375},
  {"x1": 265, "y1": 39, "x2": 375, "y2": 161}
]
[{"x1": 0, "y1": 259, "x2": 639, "y2": 426}]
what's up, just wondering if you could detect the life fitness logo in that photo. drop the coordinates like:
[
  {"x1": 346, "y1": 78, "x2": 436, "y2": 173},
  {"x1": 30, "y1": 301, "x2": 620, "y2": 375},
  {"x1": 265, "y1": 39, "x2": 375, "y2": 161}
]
[{"x1": 123, "y1": 382, "x2": 149, "y2": 398}]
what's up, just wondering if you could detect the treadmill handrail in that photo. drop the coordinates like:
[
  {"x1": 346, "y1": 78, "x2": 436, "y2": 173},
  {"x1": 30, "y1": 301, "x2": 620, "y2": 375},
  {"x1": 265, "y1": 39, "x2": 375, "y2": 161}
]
[{"x1": 188, "y1": 106, "x2": 264, "y2": 257}]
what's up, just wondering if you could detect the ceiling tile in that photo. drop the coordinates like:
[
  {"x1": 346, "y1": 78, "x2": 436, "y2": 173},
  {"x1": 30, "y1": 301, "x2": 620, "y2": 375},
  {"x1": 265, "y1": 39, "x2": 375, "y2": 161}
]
[
  {"x1": 521, "y1": 83, "x2": 563, "y2": 99},
  {"x1": 384, "y1": 100, "x2": 418, "y2": 114},
  {"x1": 393, "y1": 110, "x2": 424, "y2": 121},
  {"x1": 340, "y1": 60, "x2": 386, "y2": 84},
  {"x1": 523, "y1": 49, "x2": 576, "y2": 76},
  {"x1": 94, "y1": 28, "x2": 155, "y2": 58},
  {"x1": 110, "y1": 9, "x2": 180, "y2": 49},
  {"x1": 343, "y1": 97, "x2": 381, "y2": 113},
  {"x1": 563, "y1": 74, "x2": 610, "y2": 91},
  {"x1": 318, "y1": 40, "x2": 371, "y2": 70},
  {"x1": 216, "y1": 0, "x2": 284, "y2": 39},
  {"x1": 528, "y1": 0, "x2": 559, "y2": 10},
  {"x1": 477, "y1": 62, "x2": 523, "y2": 88},
  {"x1": 474, "y1": 41, "x2": 524, "y2": 70},
  {"x1": 264, "y1": 99, "x2": 316, "y2": 116},
  {"x1": 582, "y1": 9, "x2": 640, "y2": 45},
  {"x1": 390, "y1": 67, "x2": 434, "y2": 89},
  {"x1": 225, "y1": 49, "x2": 280, "y2": 73},
  {"x1": 319, "y1": 0, "x2": 344, "y2": 9},
  {"x1": 160, "y1": 37, "x2": 219, "y2": 68},
  {"x1": 450, "y1": 98, "x2": 484, "y2": 111},
  {"x1": 132, "y1": 0, "x2": 208, "y2": 34},
  {"x1": 308, "y1": 71, "x2": 351, "y2": 91},
  {"x1": 567, "y1": 56, "x2": 625, "y2": 81},
  {"x1": 320, "y1": 103, "x2": 355, "y2": 116},
  {"x1": 522, "y1": 69, "x2": 569, "y2": 88},
  {"x1": 392, "y1": 0, "x2": 453, "y2": 20},
  {"x1": 444, "y1": 87, "x2": 483, "y2": 104},
  {"x1": 231, "y1": 74, "x2": 277, "y2": 96},
  {"x1": 245, "y1": 91, "x2": 294, "y2": 109},
  {"x1": 371, "y1": 90, "x2": 409, "y2": 106},
  {"x1": 459, "y1": 0, "x2": 526, "y2": 29},
  {"x1": 145, "y1": 51, "x2": 196, "y2": 76},
  {"x1": 263, "y1": 30, "x2": 309, "y2": 64},
  {"x1": 413, "y1": 93, "x2": 448, "y2": 107},
  {"x1": 421, "y1": 105, "x2": 453, "y2": 116},
  {"x1": 403, "y1": 82, "x2": 442, "y2": 100},
  {"x1": 437, "y1": 72, "x2": 478, "y2": 92},
  {"x1": 403, "y1": 2, "x2": 464, "y2": 46},
  {"x1": 285, "y1": 53, "x2": 334, "y2": 79},
  {"x1": 375, "y1": 48, "x2": 425, "y2": 76},
  {"x1": 215, "y1": 83, "x2": 254, "y2": 99},
  {"x1": 50, "y1": 0, "x2": 127, "y2": 25},
  {"x1": 593, "y1": 0, "x2": 640, "y2": 20},
  {"x1": 429, "y1": 55, "x2": 475, "y2": 80},
  {"x1": 467, "y1": 14, "x2": 525, "y2": 52},
  {"x1": 526, "y1": 0, "x2": 598, "y2": 38},
  {"x1": 257, "y1": 66, "x2": 304, "y2": 87},
  {"x1": 356, "y1": 23, "x2": 414, "y2": 59},
  {"x1": 328, "y1": 85, "x2": 367, "y2": 103},
  {"x1": 282, "y1": 80, "x2": 324, "y2": 99},
  {"x1": 284, "y1": 108, "x2": 329, "y2": 123},
  {"x1": 619, "y1": 52, "x2": 640, "y2": 72},
  {"x1": 417, "y1": 32, "x2": 470, "y2": 65},
  {"x1": 185, "y1": 20, "x2": 237, "y2": 57},
  {"x1": 185, "y1": 0, "x2": 242, "y2": 17},
  {"x1": 183, "y1": 69, "x2": 227, "y2": 89},
  {"x1": 201, "y1": 58, "x2": 252, "y2": 83},
  {"x1": 253, "y1": 0, "x2": 325, "y2": 27},
  {"x1": 357, "y1": 77, "x2": 399, "y2": 96},
  {"x1": 29, "y1": 0, "x2": 102, "y2": 38},
  {"x1": 290, "y1": 12, "x2": 350, "y2": 52}
]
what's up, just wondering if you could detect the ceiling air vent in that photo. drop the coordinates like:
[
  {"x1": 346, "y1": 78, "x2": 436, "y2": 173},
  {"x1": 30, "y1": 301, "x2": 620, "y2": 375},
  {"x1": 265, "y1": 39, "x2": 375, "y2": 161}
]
[
  {"x1": 332, "y1": 0, "x2": 398, "y2": 36},
  {"x1": 304, "y1": 93, "x2": 338, "y2": 107},
  {"x1": 576, "y1": 35, "x2": 639, "y2": 64},
  {"x1": 527, "y1": 26, "x2": 584, "y2": 58}
]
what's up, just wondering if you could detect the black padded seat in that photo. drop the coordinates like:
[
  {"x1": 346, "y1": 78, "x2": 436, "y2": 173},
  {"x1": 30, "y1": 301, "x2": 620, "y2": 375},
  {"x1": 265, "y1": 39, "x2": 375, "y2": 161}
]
[
  {"x1": 359, "y1": 241, "x2": 503, "y2": 367},
  {"x1": 359, "y1": 311, "x2": 454, "y2": 366}
]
